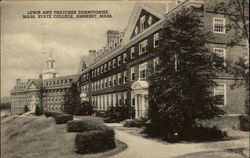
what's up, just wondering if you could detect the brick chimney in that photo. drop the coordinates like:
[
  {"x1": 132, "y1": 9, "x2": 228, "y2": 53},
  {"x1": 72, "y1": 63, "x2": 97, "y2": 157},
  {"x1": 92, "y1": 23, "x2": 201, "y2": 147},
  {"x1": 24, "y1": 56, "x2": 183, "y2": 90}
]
[
  {"x1": 16, "y1": 79, "x2": 20, "y2": 84},
  {"x1": 107, "y1": 30, "x2": 120, "y2": 51}
]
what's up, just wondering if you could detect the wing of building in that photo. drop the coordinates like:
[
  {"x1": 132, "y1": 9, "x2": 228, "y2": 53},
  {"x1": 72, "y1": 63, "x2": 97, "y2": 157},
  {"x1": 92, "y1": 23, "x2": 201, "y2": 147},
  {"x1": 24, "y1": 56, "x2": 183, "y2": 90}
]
[{"x1": 77, "y1": 0, "x2": 248, "y2": 119}]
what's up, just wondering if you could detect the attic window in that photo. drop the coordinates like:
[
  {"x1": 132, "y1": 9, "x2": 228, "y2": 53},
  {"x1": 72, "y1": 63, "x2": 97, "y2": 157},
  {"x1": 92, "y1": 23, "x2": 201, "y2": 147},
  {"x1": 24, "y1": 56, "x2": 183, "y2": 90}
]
[
  {"x1": 148, "y1": 16, "x2": 153, "y2": 25},
  {"x1": 134, "y1": 27, "x2": 138, "y2": 35},
  {"x1": 140, "y1": 16, "x2": 146, "y2": 32}
]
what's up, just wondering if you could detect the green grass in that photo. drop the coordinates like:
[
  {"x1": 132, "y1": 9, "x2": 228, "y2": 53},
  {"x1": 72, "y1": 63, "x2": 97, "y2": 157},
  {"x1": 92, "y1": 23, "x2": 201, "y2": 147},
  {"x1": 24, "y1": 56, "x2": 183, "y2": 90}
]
[{"x1": 1, "y1": 115, "x2": 127, "y2": 158}]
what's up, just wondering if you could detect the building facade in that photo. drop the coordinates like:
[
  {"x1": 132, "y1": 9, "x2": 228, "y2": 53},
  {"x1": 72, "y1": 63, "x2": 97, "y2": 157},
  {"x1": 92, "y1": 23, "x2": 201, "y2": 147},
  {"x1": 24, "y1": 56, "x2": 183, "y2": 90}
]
[
  {"x1": 10, "y1": 55, "x2": 78, "y2": 115},
  {"x1": 78, "y1": 1, "x2": 248, "y2": 118}
]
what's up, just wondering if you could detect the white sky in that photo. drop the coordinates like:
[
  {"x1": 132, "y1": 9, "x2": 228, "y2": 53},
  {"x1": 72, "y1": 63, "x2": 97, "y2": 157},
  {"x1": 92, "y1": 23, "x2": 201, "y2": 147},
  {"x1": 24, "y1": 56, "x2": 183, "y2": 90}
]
[{"x1": 1, "y1": 1, "x2": 136, "y2": 97}]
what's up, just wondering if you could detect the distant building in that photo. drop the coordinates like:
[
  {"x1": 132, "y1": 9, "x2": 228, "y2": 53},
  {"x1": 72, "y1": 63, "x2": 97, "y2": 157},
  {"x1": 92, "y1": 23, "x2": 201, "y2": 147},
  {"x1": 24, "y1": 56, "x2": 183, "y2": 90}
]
[
  {"x1": 78, "y1": 1, "x2": 248, "y2": 118},
  {"x1": 10, "y1": 55, "x2": 78, "y2": 115}
]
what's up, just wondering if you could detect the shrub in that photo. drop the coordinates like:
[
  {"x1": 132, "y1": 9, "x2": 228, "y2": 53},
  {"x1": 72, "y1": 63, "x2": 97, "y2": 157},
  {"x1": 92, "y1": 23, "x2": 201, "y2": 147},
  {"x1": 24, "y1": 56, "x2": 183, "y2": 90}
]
[
  {"x1": 123, "y1": 118, "x2": 147, "y2": 128},
  {"x1": 239, "y1": 114, "x2": 250, "y2": 131},
  {"x1": 67, "y1": 119, "x2": 110, "y2": 132},
  {"x1": 44, "y1": 111, "x2": 63, "y2": 118},
  {"x1": 75, "y1": 129, "x2": 115, "y2": 154},
  {"x1": 35, "y1": 105, "x2": 43, "y2": 116},
  {"x1": 105, "y1": 105, "x2": 132, "y2": 122},
  {"x1": 55, "y1": 114, "x2": 73, "y2": 124},
  {"x1": 75, "y1": 101, "x2": 93, "y2": 115}
]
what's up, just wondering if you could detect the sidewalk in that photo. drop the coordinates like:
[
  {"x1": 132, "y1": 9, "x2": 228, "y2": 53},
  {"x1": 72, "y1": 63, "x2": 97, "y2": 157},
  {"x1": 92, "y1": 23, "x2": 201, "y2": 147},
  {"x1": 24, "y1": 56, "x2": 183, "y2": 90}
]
[{"x1": 109, "y1": 128, "x2": 249, "y2": 158}]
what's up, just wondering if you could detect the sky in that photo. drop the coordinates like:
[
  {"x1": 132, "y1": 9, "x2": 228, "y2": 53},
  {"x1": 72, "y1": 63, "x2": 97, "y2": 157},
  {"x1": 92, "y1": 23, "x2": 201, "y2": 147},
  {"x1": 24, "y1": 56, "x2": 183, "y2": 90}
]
[{"x1": 1, "y1": 1, "x2": 136, "y2": 97}]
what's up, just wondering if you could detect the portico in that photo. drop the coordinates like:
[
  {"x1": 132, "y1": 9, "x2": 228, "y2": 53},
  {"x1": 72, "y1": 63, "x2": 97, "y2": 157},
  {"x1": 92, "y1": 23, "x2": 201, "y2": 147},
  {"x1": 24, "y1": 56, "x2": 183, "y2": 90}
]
[{"x1": 131, "y1": 80, "x2": 149, "y2": 118}]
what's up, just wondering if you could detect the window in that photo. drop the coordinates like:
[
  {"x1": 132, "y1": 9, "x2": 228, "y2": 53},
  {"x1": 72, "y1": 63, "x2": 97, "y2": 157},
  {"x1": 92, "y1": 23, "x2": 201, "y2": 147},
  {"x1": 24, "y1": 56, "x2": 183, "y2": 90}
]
[
  {"x1": 101, "y1": 65, "x2": 103, "y2": 74},
  {"x1": 113, "y1": 75, "x2": 116, "y2": 86},
  {"x1": 140, "y1": 16, "x2": 146, "y2": 32},
  {"x1": 118, "y1": 93, "x2": 122, "y2": 105},
  {"x1": 97, "y1": 68, "x2": 100, "y2": 75},
  {"x1": 139, "y1": 63, "x2": 147, "y2": 79},
  {"x1": 109, "y1": 76, "x2": 112, "y2": 87},
  {"x1": 213, "y1": 17, "x2": 226, "y2": 33},
  {"x1": 101, "y1": 79, "x2": 104, "y2": 89},
  {"x1": 118, "y1": 56, "x2": 121, "y2": 66},
  {"x1": 124, "y1": 92, "x2": 127, "y2": 104},
  {"x1": 214, "y1": 48, "x2": 226, "y2": 59},
  {"x1": 154, "y1": 33, "x2": 159, "y2": 48},
  {"x1": 131, "y1": 67, "x2": 135, "y2": 81},
  {"x1": 105, "y1": 78, "x2": 108, "y2": 88},
  {"x1": 124, "y1": 71, "x2": 127, "y2": 83},
  {"x1": 214, "y1": 83, "x2": 226, "y2": 106},
  {"x1": 113, "y1": 59, "x2": 116, "y2": 68},
  {"x1": 154, "y1": 57, "x2": 160, "y2": 70},
  {"x1": 118, "y1": 73, "x2": 122, "y2": 85},
  {"x1": 108, "y1": 61, "x2": 112, "y2": 70},
  {"x1": 113, "y1": 93, "x2": 117, "y2": 107},
  {"x1": 130, "y1": 47, "x2": 135, "y2": 59},
  {"x1": 139, "y1": 40, "x2": 148, "y2": 54},
  {"x1": 104, "y1": 64, "x2": 107, "y2": 72},
  {"x1": 123, "y1": 53, "x2": 127, "y2": 63}
]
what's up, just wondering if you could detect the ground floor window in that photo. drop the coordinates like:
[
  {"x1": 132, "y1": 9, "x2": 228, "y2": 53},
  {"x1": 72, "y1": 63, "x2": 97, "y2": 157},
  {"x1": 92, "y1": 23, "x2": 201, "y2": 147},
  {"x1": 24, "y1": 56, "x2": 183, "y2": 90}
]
[{"x1": 214, "y1": 83, "x2": 226, "y2": 107}]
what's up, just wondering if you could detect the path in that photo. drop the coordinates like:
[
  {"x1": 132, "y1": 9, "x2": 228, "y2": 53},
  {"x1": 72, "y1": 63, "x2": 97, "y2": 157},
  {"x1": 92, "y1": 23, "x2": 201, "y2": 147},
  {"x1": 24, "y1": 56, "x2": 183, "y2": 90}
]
[{"x1": 108, "y1": 126, "x2": 249, "y2": 158}]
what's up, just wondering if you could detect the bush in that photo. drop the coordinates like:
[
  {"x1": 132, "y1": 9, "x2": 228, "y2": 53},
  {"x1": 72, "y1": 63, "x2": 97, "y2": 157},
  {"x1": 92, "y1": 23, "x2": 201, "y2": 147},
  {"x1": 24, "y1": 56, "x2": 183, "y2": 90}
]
[
  {"x1": 143, "y1": 123, "x2": 227, "y2": 142},
  {"x1": 35, "y1": 105, "x2": 43, "y2": 116},
  {"x1": 44, "y1": 111, "x2": 63, "y2": 118},
  {"x1": 95, "y1": 110, "x2": 106, "y2": 118},
  {"x1": 105, "y1": 105, "x2": 132, "y2": 122},
  {"x1": 123, "y1": 118, "x2": 147, "y2": 128},
  {"x1": 75, "y1": 101, "x2": 93, "y2": 115},
  {"x1": 55, "y1": 114, "x2": 73, "y2": 124},
  {"x1": 75, "y1": 129, "x2": 115, "y2": 154},
  {"x1": 67, "y1": 119, "x2": 110, "y2": 132},
  {"x1": 239, "y1": 114, "x2": 250, "y2": 131}
]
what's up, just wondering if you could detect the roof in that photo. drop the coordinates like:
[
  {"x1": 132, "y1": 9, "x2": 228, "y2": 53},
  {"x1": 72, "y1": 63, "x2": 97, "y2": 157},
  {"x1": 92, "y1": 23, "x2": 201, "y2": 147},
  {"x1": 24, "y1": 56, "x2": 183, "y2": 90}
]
[
  {"x1": 78, "y1": 55, "x2": 94, "y2": 73},
  {"x1": 43, "y1": 74, "x2": 79, "y2": 83}
]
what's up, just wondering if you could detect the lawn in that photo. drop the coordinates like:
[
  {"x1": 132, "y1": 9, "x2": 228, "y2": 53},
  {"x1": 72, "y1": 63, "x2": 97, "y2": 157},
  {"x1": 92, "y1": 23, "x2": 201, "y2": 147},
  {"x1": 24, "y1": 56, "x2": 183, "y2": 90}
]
[
  {"x1": 175, "y1": 148, "x2": 249, "y2": 158},
  {"x1": 1, "y1": 115, "x2": 127, "y2": 158}
]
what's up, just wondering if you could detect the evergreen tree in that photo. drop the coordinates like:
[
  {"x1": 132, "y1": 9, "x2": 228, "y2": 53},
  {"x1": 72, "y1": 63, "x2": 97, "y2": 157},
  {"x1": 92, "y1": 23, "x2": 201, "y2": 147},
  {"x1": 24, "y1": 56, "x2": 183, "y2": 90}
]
[
  {"x1": 63, "y1": 83, "x2": 81, "y2": 115},
  {"x1": 146, "y1": 8, "x2": 227, "y2": 138}
]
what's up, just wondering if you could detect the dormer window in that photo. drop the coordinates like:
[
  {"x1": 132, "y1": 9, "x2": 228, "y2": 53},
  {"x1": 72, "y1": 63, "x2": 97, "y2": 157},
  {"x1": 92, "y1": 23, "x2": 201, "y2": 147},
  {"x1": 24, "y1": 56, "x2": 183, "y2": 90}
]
[
  {"x1": 140, "y1": 16, "x2": 146, "y2": 32},
  {"x1": 148, "y1": 16, "x2": 153, "y2": 25}
]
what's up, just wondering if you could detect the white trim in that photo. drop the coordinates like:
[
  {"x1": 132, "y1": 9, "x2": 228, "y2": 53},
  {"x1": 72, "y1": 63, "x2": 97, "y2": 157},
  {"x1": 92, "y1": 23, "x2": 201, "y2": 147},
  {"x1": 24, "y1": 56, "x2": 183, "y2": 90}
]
[
  {"x1": 130, "y1": 47, "x2": 135, "y2": 59},
  {"x1": 213, "y1": 17, "x2": 226, "y2": 34},
  {"x1": 153, "y1": 33, "x2": 160, "y2": 48},
  {"x1": 139, "y1": 39, "x2": 148, "y2": 55},
  {"x1": 131, "y1": 67, "x2": 135, "y2": 81},
  {"x1": 139, "y1": 62, "x2": 148, "y2": 79},
  {"x1": 214, "y1": 83, "x2": 227, "y2": 107}
]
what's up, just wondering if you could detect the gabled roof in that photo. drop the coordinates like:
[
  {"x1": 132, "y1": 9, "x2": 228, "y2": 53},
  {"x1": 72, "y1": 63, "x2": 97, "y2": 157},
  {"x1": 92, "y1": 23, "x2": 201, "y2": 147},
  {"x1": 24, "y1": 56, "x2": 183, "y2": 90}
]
[
  {"x1": 78, "y1": 55, "x2": 94, "y2": 73},
  {"x1": 27, "y1": 79, "x2": 43, "y2": 90},
  {"x1": 122, "y1": 2, "x2": 170, "y2": 45}
]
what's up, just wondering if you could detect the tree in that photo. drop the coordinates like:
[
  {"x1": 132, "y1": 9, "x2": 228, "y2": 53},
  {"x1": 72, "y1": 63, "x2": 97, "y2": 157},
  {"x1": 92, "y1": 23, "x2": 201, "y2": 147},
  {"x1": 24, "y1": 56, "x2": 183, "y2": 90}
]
[
  {"x1": 214, "y1": 0, "x2": 249, "y2": 115},
  {"x1": 63, "y1": 83, "x2": 81, "y2": 115},
  {"x1": 75, "y1": 101, "x2": 93, "y2": 115},
  {"x1": 145, "y1": 8, "x2": 227, "y2": 139}
]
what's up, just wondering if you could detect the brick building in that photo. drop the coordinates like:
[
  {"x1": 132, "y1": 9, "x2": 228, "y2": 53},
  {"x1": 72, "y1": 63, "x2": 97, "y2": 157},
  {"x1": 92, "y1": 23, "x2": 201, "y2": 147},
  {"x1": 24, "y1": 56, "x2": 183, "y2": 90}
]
[
  {"x1": 78, "y1": 1, "x2": 248, "y2": 118},
  {"x1": 10, "y1": 55, "x2": 78, "y2": 115}
]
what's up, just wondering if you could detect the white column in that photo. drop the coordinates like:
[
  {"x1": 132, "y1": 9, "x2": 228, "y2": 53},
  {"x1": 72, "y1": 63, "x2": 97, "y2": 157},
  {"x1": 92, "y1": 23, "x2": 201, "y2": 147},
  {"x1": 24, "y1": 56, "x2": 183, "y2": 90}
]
[{"x1": 135, "y1": 94, "x2": 138, "y2": 118}]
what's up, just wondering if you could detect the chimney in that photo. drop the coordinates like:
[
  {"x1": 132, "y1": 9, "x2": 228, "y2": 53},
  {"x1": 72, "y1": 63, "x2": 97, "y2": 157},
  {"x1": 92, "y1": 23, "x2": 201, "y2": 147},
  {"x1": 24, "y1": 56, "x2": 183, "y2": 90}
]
[
  {"x1": 107, "y1": 30, "x2": 120, "y2": 50},
  {"x1": 27, "y1": 79, "x2": 31, "y2": 82},
  {"x1": 16, "y1": 79, "x2": 20, "y2": 84},
  {"x1": 39, "y1": 74, "x2": 43, "y2": 80}
]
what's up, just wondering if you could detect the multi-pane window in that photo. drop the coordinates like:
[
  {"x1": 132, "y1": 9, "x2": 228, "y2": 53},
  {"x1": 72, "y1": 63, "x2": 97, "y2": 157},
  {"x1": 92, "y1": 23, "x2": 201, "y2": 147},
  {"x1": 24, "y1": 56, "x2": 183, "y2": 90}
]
[
  {"x1": 118, "y1": 56, "x2": 121, "y2": 66},
  {"x1": 108, "y1": 76, "x2": 112, "y2": 87},
  {"x1": 118, "y1": 73, "x2": 122, "y2": 85},
  {"x1": 113, "y1": 75, "x2": 116, "y2": 86},
  {"x1": 131, "y1": 67, "x2": 135, "y2": 81},
  {"x1": 139, "y1": 40, "x2": 148, "y2": 55},
  {"x1": 130, "y1": 47, "x2": 135, "y2": 59},
  {"x1": 123, "y1": 53, "x2": 127, "y2": 63},
  {"x1": 124, "y1": 71, "x2": 127, "y2": 83},
  {"x1": 113, "y1": 59, "x2": 116, "y2": 68},
  {"x1": 108, "y1": 61, "x2": 112, "y2": 70},
  {"x1": 154, "y1": 57, "x2": 160, "y2": 70},
  {"x1": 139, "y1": 63, "x2": 147, "y2": 79},
  {"x1": 140, "y1": 16, "x2": 146, "y2": 32},
  {"x1": 213, "y1": 17, "x2": 226, "y2": 33},
  {"x1": 154, "y1": 33, "x2": 159, "y2": 48},
  {"x1": 214, "y1": 48, "x2": 226, "y2": 65},
  {"x1": 214, "y1": 83, "x2": 226, "y2": 106}
]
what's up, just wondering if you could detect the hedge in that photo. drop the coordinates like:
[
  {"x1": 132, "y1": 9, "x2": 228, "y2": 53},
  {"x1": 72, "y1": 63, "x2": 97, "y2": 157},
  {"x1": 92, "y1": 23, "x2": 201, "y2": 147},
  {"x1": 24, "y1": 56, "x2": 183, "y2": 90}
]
[
  {"x1": 239, "y1": 114, "x2": 250, "y2": 131},
  {"x1": 123, "y1": 119, "x2": 147, "y2": 128},
  {"x1": 55, "y1": 114, "x2": 73, "y2": 124},
  {"x1": 44, "y1": 111, "x2": 62, "y2": 118},
  {"x1": 75, "y1": 129, "x2": 115, "y2": 154},
  {"x1": 67, "y1": 119, "x2": 111, "y2": 132}
]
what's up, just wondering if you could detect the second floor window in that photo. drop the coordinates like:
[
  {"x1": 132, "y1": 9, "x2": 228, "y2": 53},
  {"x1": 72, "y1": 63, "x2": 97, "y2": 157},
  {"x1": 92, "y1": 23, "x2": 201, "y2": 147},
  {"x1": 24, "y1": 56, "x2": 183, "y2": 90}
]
[
  {"x1": 154, "y1": 33, "x2": 159, "y2": 48},
  {"x1": 213, "y1": 17, "x2": 226, "y2": 34},
  {"x1": 139, "y1": 39, "x2": 148, "y2": 55},
  {"x1": 139, "y1": 63, "x2": 147, "y2": 79},
  {"x1": 131, "y1": 67, "x2": 135, "y2": 81},
  {"x1": 130, "y1": 47, "x2": 135, "y2": 59}
]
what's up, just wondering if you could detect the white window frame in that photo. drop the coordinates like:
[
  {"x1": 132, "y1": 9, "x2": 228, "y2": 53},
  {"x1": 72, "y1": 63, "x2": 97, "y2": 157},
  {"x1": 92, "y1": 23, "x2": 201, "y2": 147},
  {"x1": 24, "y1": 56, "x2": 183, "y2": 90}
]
[
  {"x1": 214, "y1": 48, "x2": 226, "y2": 65},
  {"x1": 123, "y1": 53, "x2": 127, "y2": 63},
  {"x1": 139, "y1": 39, "x2": 148, "y2": 55},
  {"x1": 131, "y1": 67, "x2": 135, "y2": 81},
  {"x1": 213, "y1": 17, "x2": 226, "y2": 34},
  {"x1": 154, "y1": 33, "x2": 160, "y2": 48},
  {"x1": 118, "y1": 73, "x2": 122, "y2": 85},
  {"x1": 124, "y1": 71, "x2": 127, "y2": 83},
  {"x1": 139, "y1": 62, "x2": 148, "y2": 79},
  {"x1": 113, "y1": 59, "x2": 116, "y2": 68},
  {"x1": 154, "y1": 57, "x2": 160, "y2": 70},
  {"x1": 140, "y1": 16, "x2": 146, "y2": 32},
  {"x1": 118, "y1": 56, "x2": 121, "y2": 66},
  {"x1": 130, "y1": 47, "x2": 135, "y2": 59},
  {"x1": 214, "y1": 83, "x2": 226, "y2": 107},
  {"x1": 113, "y1": 74, "x2": 116, "y2": 86}
]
